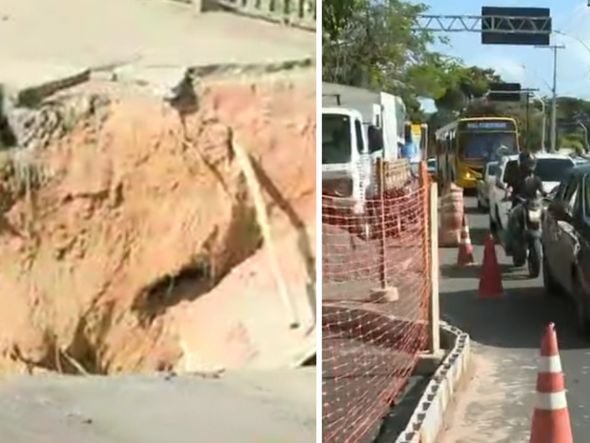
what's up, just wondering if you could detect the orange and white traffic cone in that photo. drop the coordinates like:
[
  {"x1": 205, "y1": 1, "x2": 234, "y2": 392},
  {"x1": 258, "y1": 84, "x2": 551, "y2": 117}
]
[
  {"x1": 479, "y1": 234, "x2": 503, "y2": 299},
  {"x1": 530, "y1": 323, "x2": 573, "y2": 443},
  {"x1": 457, "y1": 215, "x2": 475, "y2": 266}
]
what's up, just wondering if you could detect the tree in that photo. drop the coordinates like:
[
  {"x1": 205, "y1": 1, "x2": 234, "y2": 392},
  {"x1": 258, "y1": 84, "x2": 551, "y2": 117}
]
[
  {"x1": 434, "y1": 65, "x2": 501, "y2": 112},
  {"x1": 323, "y1": 0, "x2": 359, "y2": 40},
  {"x1": 323, "y1": 1, "x2": 439, "y2": 103}
]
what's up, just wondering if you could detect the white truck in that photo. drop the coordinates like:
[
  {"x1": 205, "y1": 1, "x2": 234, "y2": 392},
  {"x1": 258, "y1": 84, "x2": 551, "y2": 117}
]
[{"x1": 322, "y1": 82, "x2": 406, "y2": 214}]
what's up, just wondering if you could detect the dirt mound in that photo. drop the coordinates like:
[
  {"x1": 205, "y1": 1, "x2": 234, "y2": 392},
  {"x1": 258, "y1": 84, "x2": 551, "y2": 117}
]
[{"x1": 0, "y1": 69, "x2": 315, "y2": 374}]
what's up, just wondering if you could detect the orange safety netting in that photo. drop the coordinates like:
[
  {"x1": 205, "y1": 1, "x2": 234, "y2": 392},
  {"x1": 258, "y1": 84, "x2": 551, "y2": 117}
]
[{"x1": 322, "y1": 160, "x2": 432, "y2": 443}]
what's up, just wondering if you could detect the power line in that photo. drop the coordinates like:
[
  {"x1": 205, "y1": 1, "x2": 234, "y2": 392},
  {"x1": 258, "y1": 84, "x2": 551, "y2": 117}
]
[{"x1": 555, "y1": 30, "x2": 590, "y2": 57}]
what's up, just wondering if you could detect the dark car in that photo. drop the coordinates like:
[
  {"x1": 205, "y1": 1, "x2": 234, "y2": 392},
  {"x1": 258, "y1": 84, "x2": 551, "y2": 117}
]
[{"x1": 542, "y1": 165, "x2": 590, "y2": 335}]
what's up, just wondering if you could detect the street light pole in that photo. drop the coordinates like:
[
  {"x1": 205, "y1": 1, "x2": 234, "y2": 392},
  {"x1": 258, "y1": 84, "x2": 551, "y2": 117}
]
[
  {"x1": 578, "y1": 121, "x2": 589, "y2": 152},
  {"x1": 532, "y1": 94, "x2": 547, "y2": 151},
  {"x1": 519, "y1": 65, "x2": 549, "y2": 151},
  {"x1": 551, "y1": 45, "x2": 561, "y2": 152},
  {"x1": 536, "y1": 44, "x2": 566, "y2": 152}
]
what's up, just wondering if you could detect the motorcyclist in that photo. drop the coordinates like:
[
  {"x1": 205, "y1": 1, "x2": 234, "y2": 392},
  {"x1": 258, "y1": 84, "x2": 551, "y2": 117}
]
[
  {"x1": 506, "y1": 153, "x2": 547, "y2": 253},
  {"x1": 507, "y1": 152, "x2": 547, "y2": 207}
]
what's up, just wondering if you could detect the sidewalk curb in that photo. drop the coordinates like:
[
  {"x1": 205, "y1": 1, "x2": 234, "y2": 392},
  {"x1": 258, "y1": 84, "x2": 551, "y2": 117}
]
[{"x1": 395, "y1": 322, "x2": 471, "y2": 443}]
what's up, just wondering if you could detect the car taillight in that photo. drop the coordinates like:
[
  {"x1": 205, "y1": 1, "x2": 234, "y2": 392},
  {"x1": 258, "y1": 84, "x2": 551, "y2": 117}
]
[{"x1": 323, "y1": 178, "x2": 353, "y2": 197}]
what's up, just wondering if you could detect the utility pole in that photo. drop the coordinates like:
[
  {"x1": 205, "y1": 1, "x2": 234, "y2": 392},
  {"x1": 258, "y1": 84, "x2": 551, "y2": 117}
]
[
  {"x1": 536, "y1": 44, "x2": 565, "y2": 152},
  {"x1": 577, "y1": 121, "x2": 589, "y2": 152},
  {"x1": 533, "y1": 95, "x2": 547, "y2": 152},
  {"x1": 525, "y1": 92, "x2": 530, "y2": 151}
]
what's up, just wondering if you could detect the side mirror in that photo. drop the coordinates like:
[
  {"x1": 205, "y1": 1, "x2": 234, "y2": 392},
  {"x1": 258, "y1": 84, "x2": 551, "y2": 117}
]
[{"x1": 367, "y1": 125, "x2": 383, "y2": 153}]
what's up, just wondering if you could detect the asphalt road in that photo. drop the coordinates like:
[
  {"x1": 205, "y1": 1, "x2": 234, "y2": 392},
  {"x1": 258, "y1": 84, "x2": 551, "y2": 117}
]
[
  {"x1": 0, "y1": 369, "x2": 315, "y2": 443},
  {"x1": 0, "y1": 0, "x2": 315, "y2": 96},
  {"x1": 438, "y1": 196, "x2": 590, "y2": 443}
]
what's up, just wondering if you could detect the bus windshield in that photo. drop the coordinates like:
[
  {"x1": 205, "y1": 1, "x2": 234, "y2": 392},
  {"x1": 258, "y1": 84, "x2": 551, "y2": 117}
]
[
  {"x1": 323, "y1": 114, "x2": 351, "y2": 164},
  {"x1": 459, "y1": 132, "x2": 517, "y2": 161}
]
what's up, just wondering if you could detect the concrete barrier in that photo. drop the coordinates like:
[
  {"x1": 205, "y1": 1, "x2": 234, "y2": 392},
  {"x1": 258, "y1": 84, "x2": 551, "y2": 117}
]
[
  {"x1": 214, "y1": 0, "x2": 315, "y2": 30},
  {"x1": 395, "y1": 322, "x2": 471, "y2": 443}
]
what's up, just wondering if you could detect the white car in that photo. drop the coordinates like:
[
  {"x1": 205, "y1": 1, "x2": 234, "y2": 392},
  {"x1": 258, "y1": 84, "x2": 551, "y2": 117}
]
[
  {"x1": 489, "y1": 153, "x2": 575, "y2": 233},
  {"x1": 476, "y1": 161, "x2": 499, "y2": 211}
]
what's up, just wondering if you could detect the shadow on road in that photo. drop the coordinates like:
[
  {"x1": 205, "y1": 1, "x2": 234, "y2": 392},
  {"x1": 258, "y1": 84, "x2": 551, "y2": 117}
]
[
  {"x1": 469, "y1": 226, "x2": 492, "y2": 246},
  {"x1": 373, "y1": 376, "x2": 430, "y2": 443},
  {"x1": 442, "y1": 259, "x2": 548, "y2": 282},
  {"x1": 440, "y1": 286, "x2": 587, "y2": 350},
  {"x1": 464, "y1": 205, "x2": 485, "y2": 216},
  {"x1": 441, "y1": 263, "x2": 513, "y2": 280},
  {"x1": 436, "y1": 226, "x2": 491, "y2": 250}
]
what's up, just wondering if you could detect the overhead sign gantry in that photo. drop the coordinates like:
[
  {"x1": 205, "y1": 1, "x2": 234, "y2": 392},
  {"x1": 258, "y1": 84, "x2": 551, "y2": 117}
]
[
  {"x1": 414, "y1": 6, "x2": 558, "y2": 150},
  {"x1": 416, "y1": 7, "x2": 552, "y2": 46}
]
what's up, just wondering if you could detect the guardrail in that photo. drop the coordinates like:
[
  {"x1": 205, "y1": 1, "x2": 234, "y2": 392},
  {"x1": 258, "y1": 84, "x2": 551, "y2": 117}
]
[
  {"x1": 215, "y1": 0, "x2": 315, "y2": 31},
  {"x1": 322, "y1": 160, "x2": 433, "y2": 442}
]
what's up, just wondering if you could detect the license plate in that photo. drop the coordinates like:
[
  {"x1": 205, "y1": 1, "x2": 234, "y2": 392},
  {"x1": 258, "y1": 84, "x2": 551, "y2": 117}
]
[{"x1": 528, "y1": 209, "x2": 542, "y2": 223}]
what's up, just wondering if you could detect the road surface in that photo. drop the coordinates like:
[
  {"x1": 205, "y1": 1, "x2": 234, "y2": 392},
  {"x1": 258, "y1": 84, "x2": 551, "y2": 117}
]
[
  {"x1": 0, "y1": 0, "x2": 314, "y2": 94},
  {"x1": 0, "y1": 369, "x2": 315, "y2": 443},
  {"x1": 438, "y1": 197, "x2": 590, "y2": 442}
]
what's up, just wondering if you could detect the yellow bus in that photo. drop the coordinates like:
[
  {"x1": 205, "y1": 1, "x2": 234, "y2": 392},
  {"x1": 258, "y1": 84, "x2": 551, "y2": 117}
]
[{"x1": 435, "y1": 117, "x2": 520, "y2": 189}]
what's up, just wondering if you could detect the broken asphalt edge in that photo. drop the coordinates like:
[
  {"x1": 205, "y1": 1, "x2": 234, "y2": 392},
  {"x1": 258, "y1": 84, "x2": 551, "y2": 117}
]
[
  {"x1": 394, "y1": 322, "x2": 471, "y2": 443},
  {"x1": 1, "y1": 57, "x2": 314, "y2": 111}
]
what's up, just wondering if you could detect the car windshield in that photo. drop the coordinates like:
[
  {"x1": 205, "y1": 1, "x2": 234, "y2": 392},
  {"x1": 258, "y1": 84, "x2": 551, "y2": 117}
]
[
  {"x1": 535, "y1": 159, "x2": 574, "y2": 182},
  {"x1": 459, "y1": 132, "x2": 517, "y2": 161},
  {"x1": 323, "y1": 113, "x2": 351, "y2": 164},
  {"x1": 503, "y1": 158, "x2": 574, "y2": 184}
]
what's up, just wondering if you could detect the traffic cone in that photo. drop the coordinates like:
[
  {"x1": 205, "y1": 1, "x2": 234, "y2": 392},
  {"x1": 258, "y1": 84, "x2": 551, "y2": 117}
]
[
  {"x1": 457, "y1": 215, "x2": 475, "y2": 266},
  {"x1": 478, "y1": 234, "x2": 503, "y2": 298},
  {"x1": 530, "y1": 323, "x2": 573, "y2": 443}
]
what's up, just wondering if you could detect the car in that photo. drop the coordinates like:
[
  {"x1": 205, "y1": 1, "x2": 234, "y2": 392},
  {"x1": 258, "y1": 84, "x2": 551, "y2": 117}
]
[
  {"x1": 542, "y1": 164, "x2": 590, "y2": 335},
  {"x1": 573, "y1": 156, "x2": 590, "y2": 166},
  {"x1": 488, "y1": 153, "x2": 575, "y2": 235},
  {"x1": 476, "y1": 161, "x2": 498, "y2": 211}
]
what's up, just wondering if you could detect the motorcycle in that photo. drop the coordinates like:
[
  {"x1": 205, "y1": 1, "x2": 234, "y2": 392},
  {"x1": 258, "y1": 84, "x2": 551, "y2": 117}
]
[{"x1": 509, "y1": 195, "x2": 544, "y2": 278}]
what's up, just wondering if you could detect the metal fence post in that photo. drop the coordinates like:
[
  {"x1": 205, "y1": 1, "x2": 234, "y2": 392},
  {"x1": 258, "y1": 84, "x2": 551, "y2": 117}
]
[
  {"x1": 377, "y1": 158, "x2": 387, "y2": 289},
  {"x1": 429, "y1": 182, "x2": 440, "y2": 353},
  {"x1": 369, "y1": 158, "x2": 399, "y2": 302},
  {"x1": 419, "y1": 161, "x2": 440, "y2": 353}
]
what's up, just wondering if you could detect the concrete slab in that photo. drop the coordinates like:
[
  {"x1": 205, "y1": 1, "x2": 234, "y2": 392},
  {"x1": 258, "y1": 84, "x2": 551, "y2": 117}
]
[
  {"x1": 0, "y1": 369, "x2": 316, "y2": 443},
  {"x1": 0, "y1": 61, "x2": 90, "y2": 106},
  {"x1": 0, "y1": 0, "x2": 314, "y2": 103},
  {"x1": 0, "y1": 0, "x2": 315, "y2": 82}
]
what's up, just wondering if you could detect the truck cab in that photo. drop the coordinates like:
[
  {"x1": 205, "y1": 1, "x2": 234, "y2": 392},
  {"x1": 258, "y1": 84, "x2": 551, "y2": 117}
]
[{"x1": 322, "y1": 107, "x2": 379, "y2": 214}]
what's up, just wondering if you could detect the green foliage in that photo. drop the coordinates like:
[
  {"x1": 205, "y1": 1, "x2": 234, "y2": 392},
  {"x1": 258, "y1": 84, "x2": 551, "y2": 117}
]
[
  {"x1": 322, "y1": 0, "x2": 502, "y2": 122},
  {"x1": 433, "y1": 65, "x2": 501, "y2": 111},
  {"x1": 322, "y1": 0, "x2": 359, "y2": 40},
  {"x1": 559, "y1": 134, "x2": 585, "y2": 153},
  {"x1": 323, "y1": 0, "x2": 437, "y2": 119},
  {"x1": 322, "y1": 0, "x2": 590, "y2": 151}
]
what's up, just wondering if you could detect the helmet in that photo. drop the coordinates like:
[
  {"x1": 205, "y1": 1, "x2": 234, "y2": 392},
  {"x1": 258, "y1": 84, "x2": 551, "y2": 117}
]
[
  {"x1": 522, "y1": 153, "x2": 537, "y2": 173},
  {"x1": 518, "y1": 152, "x2": 531, "y2": 165}
]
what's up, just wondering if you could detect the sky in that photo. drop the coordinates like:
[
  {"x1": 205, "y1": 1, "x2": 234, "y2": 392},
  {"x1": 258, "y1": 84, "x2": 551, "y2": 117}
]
[{"x1": 413, "y1": 0, "x2": 590, "y2": 112}]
